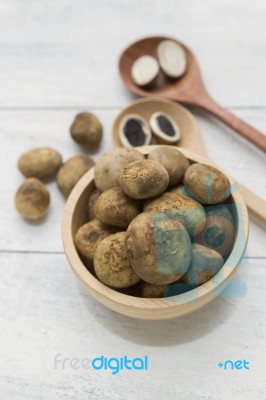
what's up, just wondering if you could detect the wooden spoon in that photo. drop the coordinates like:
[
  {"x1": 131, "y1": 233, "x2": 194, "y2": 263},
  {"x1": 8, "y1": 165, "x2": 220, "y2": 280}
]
[
  {"x1": 112, "y1": 97, "x2": 266, "y2": 225},
  {"x1": 119, "y1": 36, "x2": 266, "y2": 153}
]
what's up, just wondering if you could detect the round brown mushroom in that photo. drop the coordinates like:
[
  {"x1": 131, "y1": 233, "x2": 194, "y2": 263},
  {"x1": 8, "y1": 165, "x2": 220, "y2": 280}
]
[
  {"x1": 148, "y1": 147, "x2": 189, "y2": 185},
  {"x1": 94, "y1": 187, "x2": 142, "y2": 228},
  {"x1": 74, "y1": 219, "x2": 115, "y2": 262},
  {"x1": 57, "y1": 155, "x2": 95, "y2": 197},
  {"x1": 70, "y1": 112, "x2": 103, "y2": 147},
  {"x1": 15, "y1": 178, "x2": 50, "y2": 220},
  {"x1": 120, "y1": 159, "x2": 169, "y2": 199},
  {"x1": 18, "y1": 147, "x2": 62, "y2": 180},
  {"x1": 144, "y1": 192, "x2": 206, "y2": 236},
  {"x1": 140, "y1": 281, "x2": 168, "y2": 298},
  {"x1": 184, "y1": 163, "x2": 231, "y2": 204},
  {"x1": 184, "y1": 243, "x2": 224, "y2": 286},
  {"x1": 94, "y1": 232, "x2": 141, "y2": 288},
  {"x1": 125, "y1": 211, "x2": 192, "y2": 285},
  {"x1": 194, "y1": 215, "x2": 235, "y2": 258},
  {"x1": 94, "y1": 148, "x2": 144, "y2": 192},
  {"x1": 87, "y1": 188, "x2": 101, "y2": 221}
]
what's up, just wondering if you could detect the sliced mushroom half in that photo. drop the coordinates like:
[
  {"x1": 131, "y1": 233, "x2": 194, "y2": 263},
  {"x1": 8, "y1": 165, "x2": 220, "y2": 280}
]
[
  {"x1": 157, "y1": 40, "x2": 187, "y2": 78},
  {"x1": 131, "y1": 55, "x2": 160, "y2": 86},
  {"x1": 119, "y1": 114, "x2": 152, "y2": 148},
  {"x1": 149, "y1": 111, "x2": 181, "y2": 144}
]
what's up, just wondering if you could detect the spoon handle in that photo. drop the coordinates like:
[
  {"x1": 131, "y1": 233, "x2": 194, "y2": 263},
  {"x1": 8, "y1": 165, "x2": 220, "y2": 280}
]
[
  {"x1": 199, "y1": 97, "x2": 266, "y2": 153},
  {"x1": 237, "y1": 183, "x2": 266, "y2": 226}
]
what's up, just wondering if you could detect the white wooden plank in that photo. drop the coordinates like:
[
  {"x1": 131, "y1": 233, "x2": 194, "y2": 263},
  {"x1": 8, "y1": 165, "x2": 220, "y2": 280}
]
[
  {"x1": 0, "y1": 0, "x2": 265, "y2": 107},
  {"x1": 0, "y1": 108, "x2": 265, "y2": 255},
  {"x1": 0, "y1": 253, "x2": 265, "y2": 399},
  {"x1": 0, "y1": 1, "x2": 265, "y2": 398}
]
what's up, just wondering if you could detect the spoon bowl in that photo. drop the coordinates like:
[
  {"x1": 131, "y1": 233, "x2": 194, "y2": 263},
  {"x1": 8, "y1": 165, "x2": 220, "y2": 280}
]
[
  {"x1": 119, "y1": 35, "x2": 266, "y2": 153},
  {"x1": 119, "y1": 36, "x2": 203, "y2": 102},
  {"x1": 112, "y1": 97, "x2": 206, "y2": 154}
]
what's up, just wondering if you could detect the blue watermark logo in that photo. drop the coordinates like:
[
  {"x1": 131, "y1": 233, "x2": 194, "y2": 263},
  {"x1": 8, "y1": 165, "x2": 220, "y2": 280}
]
[
  {"x1": 150, "y1": 178, "x2": 249, "y2": 303},
  {"x1": 54, "y1": 354, "x2": 149, "y2": 375},
  {"x1": 218, "y1": 359, "x2": 250, "y2": 370},
  {"x1": 92, "y1": 355, "x2": 148, "y2": 375}
]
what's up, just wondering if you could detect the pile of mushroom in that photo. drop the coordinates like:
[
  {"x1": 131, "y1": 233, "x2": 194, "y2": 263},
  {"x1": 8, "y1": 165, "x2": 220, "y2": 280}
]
[{"x1": 74, "y1": 146, "x2": 235, "y2": 298}]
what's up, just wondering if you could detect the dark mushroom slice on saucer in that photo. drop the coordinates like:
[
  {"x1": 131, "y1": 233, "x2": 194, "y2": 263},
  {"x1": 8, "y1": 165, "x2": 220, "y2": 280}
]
[
  {"x1": 119, "y1": 114, "x2": 152, "y2": 148},
  {"x1": 149, "y1": 111, "x2": 181, "y2": 144}
]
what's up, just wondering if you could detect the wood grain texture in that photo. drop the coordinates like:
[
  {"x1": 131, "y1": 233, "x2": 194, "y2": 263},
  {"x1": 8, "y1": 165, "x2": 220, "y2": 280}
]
[
  {"x1": 199, "y1": 96, "x2": 266, "y2": 152},
  {"x1": 0, "y1": 0, "x2": 265, "y2": 107},
  {"x1": 0, "y1": 253, "x2": 265, "y2": 399},
  {"x1": 0, "y1": 0, "x2": 265, "y2": 397}
]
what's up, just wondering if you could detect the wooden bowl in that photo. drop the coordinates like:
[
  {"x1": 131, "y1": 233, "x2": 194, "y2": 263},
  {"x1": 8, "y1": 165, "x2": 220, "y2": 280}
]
[{"x1": 62, "y1": 146, "x2": 249, "y2": 320}]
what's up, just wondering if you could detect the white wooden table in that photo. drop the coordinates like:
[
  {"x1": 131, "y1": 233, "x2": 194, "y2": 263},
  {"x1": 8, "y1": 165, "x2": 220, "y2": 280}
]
[{"x1": 0, "y1": 1, "x2": 265, "y2": 399}]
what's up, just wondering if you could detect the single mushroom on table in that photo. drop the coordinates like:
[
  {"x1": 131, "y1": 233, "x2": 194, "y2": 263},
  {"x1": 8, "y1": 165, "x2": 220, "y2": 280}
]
[
  {"x1": 56, "y1": 155, "x2": 95, "y2": 197},
  {"x1": 18, "y1": 147, "x2": 62, "y2": 180},
  {"x1": 70, "y1": 112, "x2": 103, "y2": 147},
  {"x1": 15, "y1": 177, "x2": 50, "y2": 220}
]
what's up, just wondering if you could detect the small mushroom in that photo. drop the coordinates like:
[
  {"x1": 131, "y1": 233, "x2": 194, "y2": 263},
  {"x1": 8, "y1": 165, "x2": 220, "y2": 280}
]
[
  {"x1": 94, "y1": 232, "x2": 141, "y2": 288},
  {"x1": 184, "y1": 163, "x2": 231, "y2": 205},
  {"x1": 70, "y1": 112, "x2": 103, "y2": 147},
  {"x1": 94, "y1": 187, "x2": 142, "y2": 228},
  {"x1": 56, "y1": 155, "x2": 95, "y2": 197},
  {"x1": 15, "y1": 178, "x2": 50, "y2": 220},
  {"x1": 148, "y1": 147, "x2": 189, "y2": 184},
  {"x1": 157, "y1": 40, "x2": 187, "y2": 78},
  {"x1": 194, "y1": 215, "x2": 235, "y2": 258},
  {"x1": 140, "y1": 281, "x2": 167, "y2": 298},
  {"x1": 131, "y1": 55, "x2": 159, "y2": 86},
  {"x1": 94, "y1": 148, "x2": 144, "y2": 192},
  {"x1": 87, "y1": 188, "x2": 101, "y2": 221},
  {"x1": 119, "y1": 114, "x2": 152, "y2": 148},
  {"x1": 149, "y1": 112, "x2": 181, "y2": 144},
  {"x1": 144, "y1": 192, "x2": 206, "y2": 236},
  {"x1": 18, "y1": 147, "x2": 62, "y2": 180},
  {"x1": 74, "y1": 219, "x2": 115, "y2": 262},
  {"x1": 184, "y1": 243, "x2": 224, "y2": 286},
  {"x1": 205, "y1": 204, "x2": 234, "y2": 225},
  {"x1": 167, "y1": 183, "x2": 196, "y2": 199},
  {"x1": 126, "y1": 211, "x2": 192, "y2": 285},
  {"x1": 120, "y1": 159, "x2": 169, "y2": 199}
]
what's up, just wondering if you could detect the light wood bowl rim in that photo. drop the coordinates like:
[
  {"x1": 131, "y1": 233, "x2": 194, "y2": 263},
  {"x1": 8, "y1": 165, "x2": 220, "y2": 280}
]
[{"x1": 62, "y1": 146, "x2": 249, "y2": 320}]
